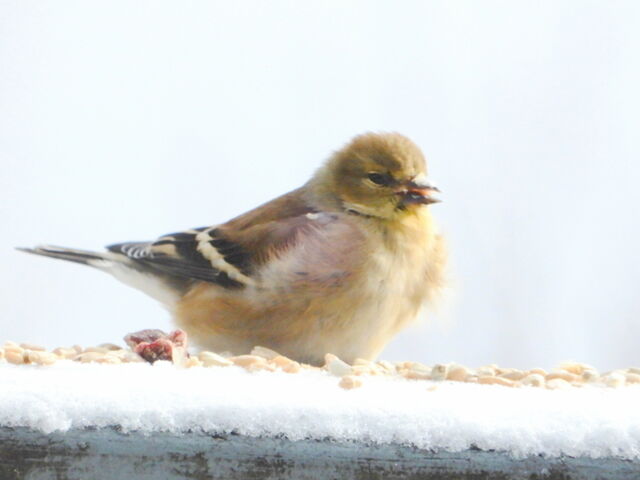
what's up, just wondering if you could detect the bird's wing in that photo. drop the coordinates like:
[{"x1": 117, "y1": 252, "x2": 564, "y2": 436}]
[
  {"x1": 107, "y1": 189, "x2": 366, "y2": 290},
  {"x1": 107, "y1": 226, "x2": 250, "y2": 288},
  {"x1": 221, "y1": 210, "x2": 367, "y2": 291}
]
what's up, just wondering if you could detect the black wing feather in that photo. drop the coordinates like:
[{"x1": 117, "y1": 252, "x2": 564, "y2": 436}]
[{"x1": 106, "y1": 230, "x2": 246, "y2": 288}]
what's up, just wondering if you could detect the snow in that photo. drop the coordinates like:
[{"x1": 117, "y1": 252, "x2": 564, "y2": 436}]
[{"x1": 1, "y1": 362, "x2": 639, "y2": 459}]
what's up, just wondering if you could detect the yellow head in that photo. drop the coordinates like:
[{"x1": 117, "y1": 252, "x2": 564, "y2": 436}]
[{"x1": 311, "y1": 132, "x2": 440, "y2": 219}]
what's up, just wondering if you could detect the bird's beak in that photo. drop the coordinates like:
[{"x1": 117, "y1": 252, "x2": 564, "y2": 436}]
[{"x1": 396, "y1": 178, "x2": 441, "y2": 206}]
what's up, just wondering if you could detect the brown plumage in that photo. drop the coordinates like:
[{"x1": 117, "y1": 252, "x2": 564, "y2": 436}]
[{"x1": 19, "y1": 132, "x2": 446, "y2": 364}]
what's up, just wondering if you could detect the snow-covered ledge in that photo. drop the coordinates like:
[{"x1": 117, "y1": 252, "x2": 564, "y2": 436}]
[{"x1": 1, "y1": 361, "x2": 640, "y2": 479}]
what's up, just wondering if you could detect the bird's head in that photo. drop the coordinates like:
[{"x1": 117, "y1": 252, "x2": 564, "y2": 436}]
[{"x1": 311, "y1": 132, "x2": 440, "y2": 220}]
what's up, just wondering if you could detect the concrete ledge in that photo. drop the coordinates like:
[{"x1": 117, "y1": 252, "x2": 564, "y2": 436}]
[{"x1": 1, "y1": 427, "x2": 639, "y2": 480}]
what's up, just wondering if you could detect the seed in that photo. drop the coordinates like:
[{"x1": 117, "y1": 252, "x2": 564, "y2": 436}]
[
  {"x1": 627, "y1": 367, "x2": 640, "y2": 375},
  {"x1": 74, "y1": 352, "x2": 105, "y2": 363},
  {"x1": 98, "y1": 343, "x2": 123, "y2": 351},
  {"x1": 247, "y1": 361, "x2": 277, "y2": 372},
  {"x1": 522, "y1": 374, "x2": 545, "y2": 387},
  {"x1": 4, "y1": 341, "x2": 20, "y2": 348},
  {"x1": 395, "y1": 361, "x2": 418, "y2": 370},
  {"x1": 230, "y1": 354, "x2": 267, "y2": 369},
  {"x1": 404, "y1": 364, "x2": 431, "y2": 380},
  {"x1": 478, "y1": 376, "x2": 517, "y2": 387},
  {"x1": 350, "y1": 365, "x2": 370, "y2": 376},
  {"x1": 352, "y1": 358, "x2": 373, "y2": 366},
  {"x1": 270, "y1": 355, "x2": 301, "y2": 374},
  {"x1": 27, "y1": 349, "x2": 60, "y2": 364},
  {"x1": 199, "y1": 351, "x2": 233, "y2": 367},
  {"x1": 324, "y1": 354, "x2": 353, "y2": 377},
  {"x1": 528, "y1": 368, "x2": 547, "y2": 376},
  {"x1": 110, "y1": 350, "x2": 145, "y2": 363},
  {"x1": 624, "y1": 373, "x2": 640, "y2": 384},
  {"x1": 558, "y1": 362, "x2": 595, "y2": 376},
  {"x1": 72, "y1": 345, "x2": 83, "y2": 354},
  {"x1": 431, "y1": 364, "x2": 449, "y2": 381},
  {"x1": 581, "y1": 370, "x2": 599, "y2": 383},
  {"x1": 54, "y1": 348, "x2": 72, "y2": 358},
  {"x1": 5, "y1": 350, "x2": 25, "y2": 365},
  {"x1": 546, "y1": 378, "x2": 571, "y2": 390},
  {"x1": 546, "y1": 371, "x2": 581, "y2": 383},
  {"x1": 465, "y1": 375, "x2": 479, "y2": 383},
  {"x1": 185, "y1": 357, "x2": 203, "y2": 368},
  {"x1": 0, "y1": 348, "x2": 4, "y2": 360},
  {"x1": 21, "y1": 350, "x2": 34, "y2": 364},
  {"x1": 4, "y1": 345, "x2": 24, "y2": 357},
  {"x1": 53, "y1": 347, "x2": 77, "y2": 359},
  {"x1": 95, "y1": 355, "x2": 121, "y2": 365},
  {"x1": 250, "y1": 346, "x2": 281, "y2": 360},
  {"x1": 338, "y1": 375, "x2": 363, "y2": 390},
  {"x1": 350, "y1": 365, "x2": 376, "y2": 376},
  {"x1": 282, "y1": 361, "x2": 301, "y2": 374},
  {"x1": 476, "y1": 366, "x2": 497, "y2": 377},
  {"x1": 171, "y1": 346, "x2": 189, "y2": 367},
  {"x1": 446, "y1": 366, "x2": 469, "y2": 382},
  {"x1": 603, "y1": 372, "x2": 626, "y2": 388},
  {"x1": 499, "y1": 369, "x2": 526, "y2": 381},
  {"x1": 376, "y1": 361, "x2": 397, "y2": 374},
  {"x1": 20, "y1": 343, "x2": 46, "y2": 352},
  {"x1": 270, "y1": 355, "x2": 293, "y2": 367}
]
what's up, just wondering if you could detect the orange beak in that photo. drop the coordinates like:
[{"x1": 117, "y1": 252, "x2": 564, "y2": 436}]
[{"x1": 396, "y1": 180, "x2": 441, "y2": 206}]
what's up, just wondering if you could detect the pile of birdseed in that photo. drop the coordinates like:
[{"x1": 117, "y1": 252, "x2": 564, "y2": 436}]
[{"x1": 2, "y1": 337, "x2": 638, "y2": 390}]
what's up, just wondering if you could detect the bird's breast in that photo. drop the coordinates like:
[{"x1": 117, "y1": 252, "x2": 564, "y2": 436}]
[{"x1": 296, "y1": 217, "x2": 437, "y2": 363}]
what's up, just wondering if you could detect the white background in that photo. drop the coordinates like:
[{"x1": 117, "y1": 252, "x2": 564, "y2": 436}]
[{"x1": 1, "y1": 1, "x2": 639, "y2": 370}]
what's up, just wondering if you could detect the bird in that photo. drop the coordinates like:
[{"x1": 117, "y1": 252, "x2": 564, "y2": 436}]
[{"x1": 19, "y1": 132, "x2": 446, "y2": 365}]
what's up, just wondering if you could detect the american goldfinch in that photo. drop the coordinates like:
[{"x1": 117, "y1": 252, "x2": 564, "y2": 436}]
[{"x1": 20, "y1": 132, "x2": 446, "y2": 364}]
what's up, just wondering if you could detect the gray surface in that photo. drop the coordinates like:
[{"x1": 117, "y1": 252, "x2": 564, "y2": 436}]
[{"x1": 1, "y1": 426, "x2": 639, "y2": 480}]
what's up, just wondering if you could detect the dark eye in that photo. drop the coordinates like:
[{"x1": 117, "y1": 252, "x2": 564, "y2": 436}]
[{"x1": 367, "y1": 173, "x2": 391, "y2": 186}]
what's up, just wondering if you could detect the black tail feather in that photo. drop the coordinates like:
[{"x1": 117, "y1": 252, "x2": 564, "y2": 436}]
[{"x1": 16, "y1": 246, "x2": 108, "y2": 267}]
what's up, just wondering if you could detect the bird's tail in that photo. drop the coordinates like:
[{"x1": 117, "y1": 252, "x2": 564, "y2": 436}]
[
  {"x1": 17, "y1": 244, "x2": 180, "y2": 308},
  {"x1": 16, "y1": 245, "x2": 114, "y2": 268}
]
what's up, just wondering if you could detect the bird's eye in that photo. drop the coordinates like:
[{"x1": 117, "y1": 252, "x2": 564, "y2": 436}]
[{"x1": 367, "y1": 173, "x2": 391, "y2": 186}]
